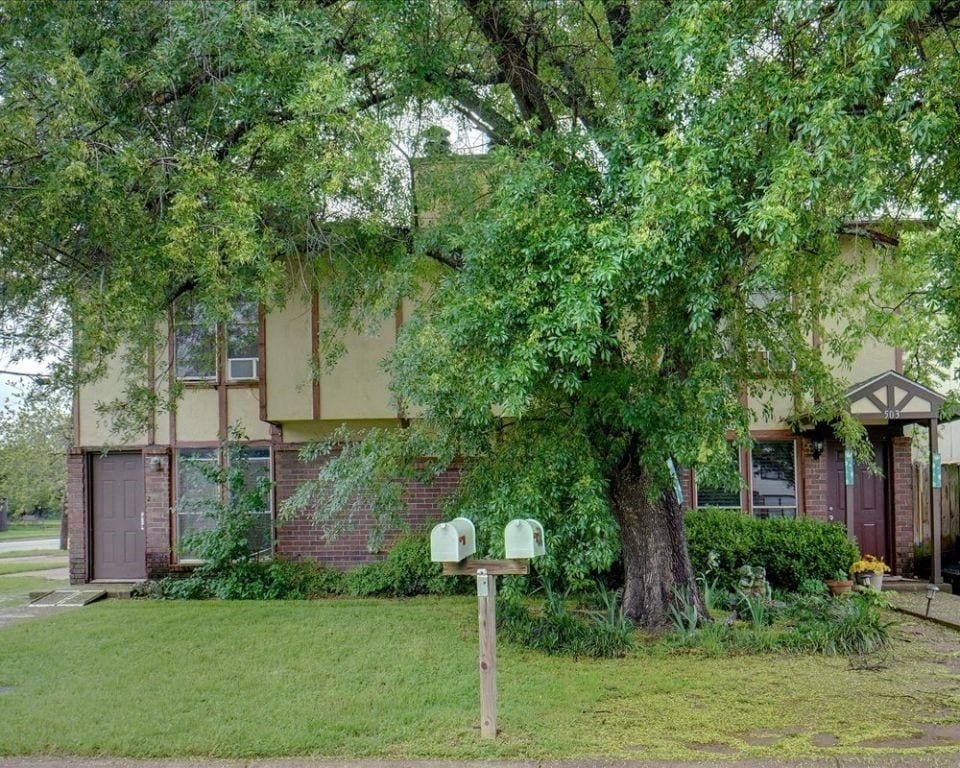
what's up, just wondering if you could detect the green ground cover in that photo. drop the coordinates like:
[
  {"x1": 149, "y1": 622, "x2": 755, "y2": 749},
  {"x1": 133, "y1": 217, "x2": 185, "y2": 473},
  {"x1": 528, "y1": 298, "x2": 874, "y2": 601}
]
[
  {"x1": 0, "y1": 597, "x2": 958, "y2": 760},
  {"x1": 0, "y1": 558, "x2": 66, "y2": 576},
  {"x1": 0, "y1": 521, "x2": 61, "y2": 540}
]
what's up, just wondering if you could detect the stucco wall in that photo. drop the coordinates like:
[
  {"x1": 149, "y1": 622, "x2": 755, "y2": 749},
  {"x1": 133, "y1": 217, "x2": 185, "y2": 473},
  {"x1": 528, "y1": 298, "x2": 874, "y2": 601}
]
[{"x1": 264, "y1": 289, "x2": 313, "y2": 421}]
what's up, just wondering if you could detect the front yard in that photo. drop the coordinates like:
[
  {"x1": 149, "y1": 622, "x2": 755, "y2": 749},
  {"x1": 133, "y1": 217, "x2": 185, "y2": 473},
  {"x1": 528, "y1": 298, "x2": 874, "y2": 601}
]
[
  {"x1": 0, "y1": 596, "x2": 959, "y2": 761},
  {"x1": 0, "y1": 520, "x2": 61, "y2": 541}
]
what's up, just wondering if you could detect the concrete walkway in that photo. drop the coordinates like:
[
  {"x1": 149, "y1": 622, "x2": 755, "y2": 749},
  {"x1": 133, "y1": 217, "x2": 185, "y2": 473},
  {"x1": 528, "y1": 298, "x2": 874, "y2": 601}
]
[
  {"x1": 3, "y1": 756, "x2": 960, "y2": 768},
  {"x1": 888, "y1": 587, "x2": 960, "y2": 630}
]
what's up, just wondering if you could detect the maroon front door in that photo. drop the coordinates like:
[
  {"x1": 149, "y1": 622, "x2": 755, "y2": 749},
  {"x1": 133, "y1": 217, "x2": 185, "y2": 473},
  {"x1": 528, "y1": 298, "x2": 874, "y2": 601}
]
[
  {"x1": 91, "y1": 453, "x2": 146, "y2": 580},
  {"x1": 826, "y1": 437, "x2": 889, "y2": 561}
]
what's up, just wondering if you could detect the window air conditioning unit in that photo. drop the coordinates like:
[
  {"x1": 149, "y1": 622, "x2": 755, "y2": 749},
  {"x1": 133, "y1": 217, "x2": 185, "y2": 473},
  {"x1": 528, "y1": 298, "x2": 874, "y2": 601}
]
[{"x1": 228, "y1": 357, "x2": 258, "y2": 380}]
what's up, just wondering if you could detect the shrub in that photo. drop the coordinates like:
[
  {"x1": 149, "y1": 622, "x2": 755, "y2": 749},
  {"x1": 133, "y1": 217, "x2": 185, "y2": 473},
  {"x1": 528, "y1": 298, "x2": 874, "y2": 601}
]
[
  {"x1": 344, "y1": 530, "x2": 467, "y2": 597},
  {"x1": 264, "y1": 558, "x2": 347, "y2": 598},
  {"x1": 785, "y1": 590, "x2": 893, "y2": 655},
  {"x1": 157, "y1": 439, "x2": 273, "y2": 600},
  {"x1": 686, "y1": 509, "x2": 859, "y2": 592},
  {"x1": 497, "y1": 583, "x2": 633, "y2": 658},
  {"x1": 662, "y1": 590, "x2": 891, "y2": 657}
]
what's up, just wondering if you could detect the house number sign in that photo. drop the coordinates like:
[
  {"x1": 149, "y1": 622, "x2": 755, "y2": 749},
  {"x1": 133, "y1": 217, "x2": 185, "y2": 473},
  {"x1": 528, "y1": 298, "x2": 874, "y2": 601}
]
[{"x1": 844, "y1": 449, "x2": 855, "y2": 486}]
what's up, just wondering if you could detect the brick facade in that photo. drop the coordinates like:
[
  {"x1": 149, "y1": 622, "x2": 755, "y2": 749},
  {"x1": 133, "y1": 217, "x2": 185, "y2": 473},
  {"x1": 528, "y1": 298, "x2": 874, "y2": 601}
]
[
  {"x1": 273, "y1": 446, "x2": 461, "y2": 567},
  {"x1": 66, "y1": 449, "x2": 87, "y2": 583},
  {"x1": 67, "y1": 432, "x2": 920, "y2": 582},
  {"x1": 801, "y1": 437, "x2": 829, "y2": 522},
  {"x1": 143, "y1": 446, "x2": 172, "y2": 578},
  {"x1": 891, "y1": 435, "x2": 915, "y2": 575}
]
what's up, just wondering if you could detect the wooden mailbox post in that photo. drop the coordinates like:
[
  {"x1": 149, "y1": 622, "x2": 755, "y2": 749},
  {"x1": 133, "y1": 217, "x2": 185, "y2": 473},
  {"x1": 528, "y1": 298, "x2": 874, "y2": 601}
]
[{"x1": 431, "y1": 518, "x2": 545, "y2": 739}]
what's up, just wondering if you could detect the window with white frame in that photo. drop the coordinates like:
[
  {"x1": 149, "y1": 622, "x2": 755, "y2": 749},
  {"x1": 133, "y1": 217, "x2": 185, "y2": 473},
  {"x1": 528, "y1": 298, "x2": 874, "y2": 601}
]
[
  {"x1": 235, "y1": 446, "x2": 271, "y2": 554},
  {"x1": 750, "y1": 440, "x2": 797, "y2": 518},
  {"x1": 173, "y1": 299, "x2": 260, "y2": 381},
  {"x1": 695, "y1": 443, "x2": 741, "y2": 509},
  {"x1": 175, "y1": 446, "x2": 272, "y2": 559},
  {"x1": 174, "y1": 302, "x2": 217, "y2": 380},
  {"x1": 176, "y1": 448, "x2": 220, "y2": 559},
  {"x1": 226, "y1": 300, "x2": 259, "y2": 381}
]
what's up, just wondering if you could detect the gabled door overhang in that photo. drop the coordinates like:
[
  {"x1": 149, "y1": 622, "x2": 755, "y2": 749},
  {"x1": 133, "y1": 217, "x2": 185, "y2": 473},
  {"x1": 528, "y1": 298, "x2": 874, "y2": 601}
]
[{"x1": 846, "y1": 370, "x2": 946, "y2": 425}]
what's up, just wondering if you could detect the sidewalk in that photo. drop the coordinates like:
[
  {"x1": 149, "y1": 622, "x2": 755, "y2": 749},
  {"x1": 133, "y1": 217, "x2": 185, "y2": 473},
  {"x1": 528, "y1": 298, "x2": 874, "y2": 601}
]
[
  {"x1": 4, "y1": 756, "x2": 960, "y2": 768},
  {"x1": 888, "y1": 586, "x2": 960, "y2": 631},
  {"x1": 0, "y1": 536, "x2": 60, "y2": 553}
]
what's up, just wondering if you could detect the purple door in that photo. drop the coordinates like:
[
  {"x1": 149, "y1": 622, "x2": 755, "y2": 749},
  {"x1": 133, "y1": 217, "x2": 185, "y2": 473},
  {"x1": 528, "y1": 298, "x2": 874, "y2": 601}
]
[
  {"x1": 92, "y1": 453, "x2": 146, "y2": 580},
  {"x1": 825, "y1": 437, "x2": 889, "y2": 561}
]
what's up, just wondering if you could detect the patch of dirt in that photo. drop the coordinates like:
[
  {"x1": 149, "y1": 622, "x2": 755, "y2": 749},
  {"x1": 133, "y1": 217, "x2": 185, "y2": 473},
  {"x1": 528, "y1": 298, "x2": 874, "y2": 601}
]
[
  {"x1": 809, "y1": 733, "x2": 839, "y2": 747},
  {"x1": 857, "y1": 722, "x2": 960, "y2": 748},
  {"x1": 742, "y1": 727, "x2": 803, "y2": 747},
  {"x1": 683, "y1": 741, "x2": 741, "y2": 755}
]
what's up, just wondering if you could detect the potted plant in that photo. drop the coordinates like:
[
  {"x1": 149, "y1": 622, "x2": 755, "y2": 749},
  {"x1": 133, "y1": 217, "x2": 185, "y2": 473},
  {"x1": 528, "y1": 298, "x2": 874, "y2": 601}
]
[
  {"x1": 851, "y1": 555, "x2": 890, "y2": 591},
  {"x1": 824, "y1": 569, "x2": 854, "y2": 596}
]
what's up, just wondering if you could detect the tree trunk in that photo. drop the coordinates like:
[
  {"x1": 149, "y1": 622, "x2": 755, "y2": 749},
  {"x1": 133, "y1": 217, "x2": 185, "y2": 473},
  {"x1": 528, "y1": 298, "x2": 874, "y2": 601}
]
[{"x1": 610, "y1": 454, "x2": 707, "y2": 629}]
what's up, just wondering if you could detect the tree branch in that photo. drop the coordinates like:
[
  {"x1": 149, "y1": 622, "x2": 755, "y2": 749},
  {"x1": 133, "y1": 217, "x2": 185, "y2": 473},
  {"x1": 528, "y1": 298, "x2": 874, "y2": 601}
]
[{"x1": 461, "y1": 0, "x2": 557, "y2": 134}]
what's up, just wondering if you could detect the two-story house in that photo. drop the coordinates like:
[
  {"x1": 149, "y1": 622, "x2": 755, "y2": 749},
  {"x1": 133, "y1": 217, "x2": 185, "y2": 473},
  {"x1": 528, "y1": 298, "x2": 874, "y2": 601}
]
[{"x1": 66, "y1": 234, "x2": 951, "y2": 585}]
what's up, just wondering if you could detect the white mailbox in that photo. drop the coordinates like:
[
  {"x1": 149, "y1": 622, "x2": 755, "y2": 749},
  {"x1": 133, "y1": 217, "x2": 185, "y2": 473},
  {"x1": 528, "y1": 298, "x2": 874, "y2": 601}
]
[
  {"x1": 430, "y1": 517, "x2": 477, "y2": 563},
  {"x1": 504, "y1": 518, "x2": 545, "y2": 559}
]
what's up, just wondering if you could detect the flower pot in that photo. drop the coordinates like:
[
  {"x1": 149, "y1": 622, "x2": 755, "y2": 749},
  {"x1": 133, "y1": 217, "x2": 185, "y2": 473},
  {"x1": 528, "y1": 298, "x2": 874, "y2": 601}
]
[
  {"x1": 825, "y1": 579, "x2": 854, "y2": 596},
  {"x1": 855, "y1": 572, "x2": 883, "y2": 591}
]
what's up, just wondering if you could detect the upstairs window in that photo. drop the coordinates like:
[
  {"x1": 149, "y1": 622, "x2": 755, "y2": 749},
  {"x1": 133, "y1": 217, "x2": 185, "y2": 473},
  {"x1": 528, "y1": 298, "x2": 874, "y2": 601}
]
[
  {"x1": 226, "y1": 300, "x2": 259, "y2": 381},
  {"x1": 174, "y1": 299, "x2": 260, "y2": 381},
  {"x1": 751, "y1": 441, "x2": 797, "y2": 518},
  {"x1": 174, "y1": 302, "x2": 216, "y2": 380}
]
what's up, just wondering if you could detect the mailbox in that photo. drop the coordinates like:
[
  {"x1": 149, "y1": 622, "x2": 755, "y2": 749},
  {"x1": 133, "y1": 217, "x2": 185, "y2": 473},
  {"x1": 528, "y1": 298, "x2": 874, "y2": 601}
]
[
  {"x1": 504, "y1": 518, "x2": 545, "y2": 559},
  {"x1": 430, "y1": 517, "x2": 477, "y2": 562}
]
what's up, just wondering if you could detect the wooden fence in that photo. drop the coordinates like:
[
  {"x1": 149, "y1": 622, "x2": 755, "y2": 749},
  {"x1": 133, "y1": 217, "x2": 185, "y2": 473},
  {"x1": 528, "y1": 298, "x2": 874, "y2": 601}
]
[{"x1": 914, "y1": 462, "x2": 960, "y2": 553}]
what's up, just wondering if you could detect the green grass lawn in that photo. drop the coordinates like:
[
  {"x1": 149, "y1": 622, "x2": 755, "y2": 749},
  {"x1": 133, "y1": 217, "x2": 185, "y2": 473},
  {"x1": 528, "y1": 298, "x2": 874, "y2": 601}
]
[
  {"x1": 0, "y1": 575, "x2": 67, "y2": 608},
  {"x1": 0, "y1": 548, "x2": 64, "y2": 559},
  {"x1": 0, "y1": 520, "x2": 61, "y2": 541},
  {"x1": 0, "y1": 558, "x2": 66, "y2": 576},
  {"x1": 0, "y1": 597, "x2": 959, "y2": 760}
]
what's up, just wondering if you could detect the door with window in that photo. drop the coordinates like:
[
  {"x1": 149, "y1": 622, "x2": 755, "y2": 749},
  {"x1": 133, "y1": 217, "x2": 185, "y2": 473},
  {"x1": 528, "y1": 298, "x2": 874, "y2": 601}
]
[
  {"x1": 91, "y1": 453, "x2": 146, "y2": 580},
  {"x1": 826, "y1": 437, "x2": 889, "y2": 560}
]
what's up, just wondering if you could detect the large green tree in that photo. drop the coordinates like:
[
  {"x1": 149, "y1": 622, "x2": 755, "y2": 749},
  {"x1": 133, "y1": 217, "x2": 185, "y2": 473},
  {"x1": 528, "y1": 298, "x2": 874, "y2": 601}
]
[
  {"x1": 0, "y1": 387, "x2": 70, "y2": 516},
  {"x1": 2, "y1": 1, "x2": 959, "y2": 626}
]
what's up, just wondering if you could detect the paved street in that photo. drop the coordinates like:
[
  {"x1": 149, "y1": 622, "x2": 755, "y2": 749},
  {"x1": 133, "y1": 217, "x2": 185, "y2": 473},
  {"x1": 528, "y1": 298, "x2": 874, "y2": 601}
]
[{"x1": 0, "y1": 536, "x2": 61, "y2": 553}]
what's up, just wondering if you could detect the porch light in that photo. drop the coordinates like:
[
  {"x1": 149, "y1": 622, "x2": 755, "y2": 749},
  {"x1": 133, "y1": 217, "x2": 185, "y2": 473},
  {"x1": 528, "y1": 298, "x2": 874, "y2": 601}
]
[
  {"x1": 811, "y1": 439, "x2": 824, "y2": 460},
  {"x1": 925, "y1": 584, "x2": 939, "y2": 617}
]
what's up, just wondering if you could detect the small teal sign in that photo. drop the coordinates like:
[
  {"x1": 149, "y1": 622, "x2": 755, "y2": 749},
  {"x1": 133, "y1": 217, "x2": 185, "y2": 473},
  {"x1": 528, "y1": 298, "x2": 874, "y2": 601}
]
[
  {"x1": 668, "y1": 458, "x2": 683, "y2": 504},
  {"x1": 844, "y1": 449, "x2": 855, "y2": 486},
  {"x1": 933, "y1": 453, "x2": 942, "y2": 489}
]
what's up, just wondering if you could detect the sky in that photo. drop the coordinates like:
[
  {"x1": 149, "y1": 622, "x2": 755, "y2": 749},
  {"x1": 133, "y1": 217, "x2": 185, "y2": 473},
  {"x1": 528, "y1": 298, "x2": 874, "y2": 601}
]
[{"x1": 0, "y1": 353, "x2": 50, "y2": 411}]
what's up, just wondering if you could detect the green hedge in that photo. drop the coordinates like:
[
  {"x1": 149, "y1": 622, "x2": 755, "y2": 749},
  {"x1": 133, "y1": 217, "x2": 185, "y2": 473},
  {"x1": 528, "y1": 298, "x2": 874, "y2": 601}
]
[{"x1": 686, "y1": 509, "x2": 859, "y2": 592}]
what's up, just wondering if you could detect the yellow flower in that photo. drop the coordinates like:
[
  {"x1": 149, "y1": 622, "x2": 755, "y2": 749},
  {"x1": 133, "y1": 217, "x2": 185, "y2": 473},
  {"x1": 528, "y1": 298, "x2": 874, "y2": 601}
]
[{"x1": 850, "y1": 554, "x2": 891, "y2": 574}]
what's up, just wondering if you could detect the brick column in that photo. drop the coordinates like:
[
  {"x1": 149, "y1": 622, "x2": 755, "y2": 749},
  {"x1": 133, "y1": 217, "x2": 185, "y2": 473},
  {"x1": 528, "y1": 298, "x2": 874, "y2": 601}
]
[
  {"x1": 891, "y1": 435, "x2": 915, "y2": 575},
  {"x1": 66, "y1": 449, "x2": 87, "y2": 584},
  {"x1": 801, "y1": 438, "x2": 829, "y2": 521},
  {"x1": 143, "y1": 446, "x2": 172, "y2": 579}
]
